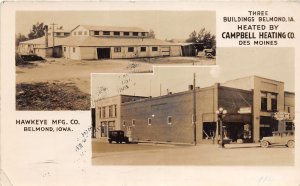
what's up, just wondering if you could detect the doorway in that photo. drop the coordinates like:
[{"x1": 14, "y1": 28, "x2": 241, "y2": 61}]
[{"x1": 97, "y1": 48, "x2": 111, "y2": 59}]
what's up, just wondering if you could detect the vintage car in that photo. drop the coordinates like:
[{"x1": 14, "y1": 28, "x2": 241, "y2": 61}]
[
  {"x1": 108, "y1": 130, "x2": 129, "y2": 144},
  {"x1": 260, "y1": 130, "x2": 295, "y2": 148}
]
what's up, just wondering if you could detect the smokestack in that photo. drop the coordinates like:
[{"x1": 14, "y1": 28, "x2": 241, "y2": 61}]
[{"x1": 44, "y1": 25, "x2": 48, "y2": 48}]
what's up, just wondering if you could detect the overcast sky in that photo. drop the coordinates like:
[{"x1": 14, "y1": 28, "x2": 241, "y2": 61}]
[
  {"x1": 91, "y1": 47, "x2": 294, "y2": 103},
  {"x1": 16, "y1": 11, "x2": 215, "y2": 40}
]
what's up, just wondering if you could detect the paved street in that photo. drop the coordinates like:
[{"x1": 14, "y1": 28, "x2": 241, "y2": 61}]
[{"x1": 92, "y1": 141, "x2": 294, "y2": 166}]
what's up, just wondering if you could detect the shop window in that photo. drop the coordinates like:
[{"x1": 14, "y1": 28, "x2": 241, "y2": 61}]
[
  {"x1": 133, "y1": 32, "x2": 138, "y2": 36},
  {"x1": 103, "y1": 31, "x2": 110, "y2": 36},
  {"x1": 271, "y1": 93, "x2": 277, "y2": 111},
  {"x1": 113, "y1": 32, "x2": 120, "y2": 36},
  {"x1": 114, "y1": 47, "x2": 121, "y2": 53},
  {"x1": 123, "y1": 32, "x2": 129, "y2": 36},
  {"x1": 132, "y1": 119, "x2": 135, "y2": 126},
  {"x1": 94, "y1": 31, "x2": 100, "y2": 35},
  {"x1": 128, "y1": 47, "x2": 134, "y2": 52},
  {"x1": 202, "y1": 122, "x2": 216, "y2": 139},
  {"x1": 167, "y1": 116, "x2": 172, "y2": 125},
  {"x1": 261, "y1": 92, "x2": 267, "y2": 111},
  {"x1": 152, "y1": 47, "x2": 158, "y2": 52},
  {"x1": 140, "y1": 47, "x2": 146, "y2": 52},
  {"x1": 148, "y1": 118, "x2": 152, "y2": 125}
]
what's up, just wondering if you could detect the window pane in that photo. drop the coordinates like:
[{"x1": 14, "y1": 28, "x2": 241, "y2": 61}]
[
  {"x1": 128, "y1": 47, "x2": 134, "y2": 52},
  {"x1": 103, "y1": 31, "x2": 110, "y2": 35},
  {"x1": 141, "y1": 47, "x2": 146, "y2": 52},
  {"x1": 124, "y1": 32, "x2": 129, "y2": 36},
  {"x1": 152, "y1": 47, "x2": 158, "y2": 51},
  {"x1": 133, "y1": 32, "x2": 138, "y2": 36}
]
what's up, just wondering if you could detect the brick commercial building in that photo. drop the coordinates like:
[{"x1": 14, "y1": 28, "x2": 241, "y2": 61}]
[
  {"x1": 18, "y1": 25, "x2": 182, "y2": 60},
  {"x1": 94, "y1": 76, "x2": 295, "y2": 144}
]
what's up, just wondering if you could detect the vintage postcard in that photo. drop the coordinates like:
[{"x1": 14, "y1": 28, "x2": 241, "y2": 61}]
[{"x1": 1, "y1": 1, "x2": 300, "y2": 186}]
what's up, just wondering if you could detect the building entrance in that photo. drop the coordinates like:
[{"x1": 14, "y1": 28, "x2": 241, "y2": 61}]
[{"x1": 97, "y1": 48, "x2": 111, "y2": 59}]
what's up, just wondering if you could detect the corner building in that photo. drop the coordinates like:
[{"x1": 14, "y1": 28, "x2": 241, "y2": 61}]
[{"x1": 94, "y1": 76, "x2": 295, "y2": 144}]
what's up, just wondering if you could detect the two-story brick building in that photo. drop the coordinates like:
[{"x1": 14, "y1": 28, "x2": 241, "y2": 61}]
[
  {"x1": 94, "y1": 76, "x2": 295, "y2": 144},
  {"x1": 18, "y1": 25, "x2": 182, "y2": 60}
]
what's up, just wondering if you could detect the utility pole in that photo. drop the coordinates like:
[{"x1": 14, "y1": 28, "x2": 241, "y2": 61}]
[
  {"x1": 193, "y1": 73, "x2": 197, "y2": 145},
  {"x1": 50, "y1": 23, "x2": 57, "y2": 57}
]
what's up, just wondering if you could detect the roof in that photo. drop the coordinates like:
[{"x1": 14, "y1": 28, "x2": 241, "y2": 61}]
[
  {"x1": 61, "y1": 36, "x2": 181, "y2": 47},
  {"x1": 20, "y1": 35, "x2": 181, "y2": 47},
  {"x1": 72, "y1": 25, "x2": 147, "y2": 33}
]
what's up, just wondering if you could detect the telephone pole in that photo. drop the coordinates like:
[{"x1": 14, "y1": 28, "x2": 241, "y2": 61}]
[
  {"x1": 50, "y1": 23, "x2": 57, "y2": 57},
  {"x1": 193, "y1": 73, "x2": 197, "y2": 145}
]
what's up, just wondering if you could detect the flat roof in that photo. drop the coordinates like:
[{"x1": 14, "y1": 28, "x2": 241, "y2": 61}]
[{"x1": 72, "y1": 25, "x2": 148, "y2": 33}]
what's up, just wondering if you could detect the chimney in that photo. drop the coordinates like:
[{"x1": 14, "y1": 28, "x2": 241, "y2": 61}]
[
  {"x1": 189, "y1": 85, "x2": 194, "y2": 90},
  {"x1": 44, "y1": 25, "x2": 48, "y2": 48}
]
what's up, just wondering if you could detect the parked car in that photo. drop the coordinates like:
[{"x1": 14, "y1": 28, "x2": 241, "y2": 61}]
[
  {"x1": 203, "y1": 48, "x2": 216, "y2": 58},
  {"x1": 260, "y1": 130, "x2": 295, "y2": 148},
  {"x1": 108, "y1": 130, "x2": 129, "y2": 144}
]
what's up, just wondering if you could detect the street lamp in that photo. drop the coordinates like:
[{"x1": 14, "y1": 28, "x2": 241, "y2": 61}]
[{"x1": 216, "y1": 107, "x2": 227, "y2": 148}]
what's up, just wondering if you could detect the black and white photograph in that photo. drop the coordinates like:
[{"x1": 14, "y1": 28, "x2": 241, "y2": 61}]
[
  {"x1": 15, "y1": 11, "x2": 216, "y2": 111},
  {"x1": 91, "y1": 48, "x2": 295, "y2": 165}
]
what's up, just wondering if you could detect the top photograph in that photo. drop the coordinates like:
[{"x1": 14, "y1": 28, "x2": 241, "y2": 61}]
[{"x1": 15, "y1": 11, "x2": 216, "y2": 110}]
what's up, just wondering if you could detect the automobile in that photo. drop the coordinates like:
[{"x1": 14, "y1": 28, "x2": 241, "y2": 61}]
[
  {"x1": 108, "y1": 130, "x2": 129, "y2": 144},
  {"x1": 260, "y1": 130, "x2": 295, "y2": 148},
  {"x1": 203, "y1": 48, "x2": 216, "y2": 58}
]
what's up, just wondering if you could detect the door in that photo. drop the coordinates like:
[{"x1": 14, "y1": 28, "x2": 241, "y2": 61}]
[
  {"x1": 161, "y1": 47, "x2": 170, "y2": 56},
  {"x1": 97, "y1": 48, "x2": 111, "y2": 59}
]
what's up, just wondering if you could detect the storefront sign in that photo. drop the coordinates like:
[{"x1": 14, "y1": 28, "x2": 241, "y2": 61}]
[
  {"x1": 238, "y1": 107, "x2": 251, "y2": 114},
  {"x1": 273, "y1": 112, "x2": 291, "y2": 121}
]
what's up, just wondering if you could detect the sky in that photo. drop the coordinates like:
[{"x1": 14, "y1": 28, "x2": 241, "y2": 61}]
[
  {"x1": 16, "y1": 11, "x2": 215, "y2": 40},
  {"x1": 91, "y1": 47, "x2": 294, "y2": 103}
]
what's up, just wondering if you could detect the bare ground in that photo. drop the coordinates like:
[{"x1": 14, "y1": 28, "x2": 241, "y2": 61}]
[{"x1": 15, "y1": 57, "x2": 214, "y2": 110}]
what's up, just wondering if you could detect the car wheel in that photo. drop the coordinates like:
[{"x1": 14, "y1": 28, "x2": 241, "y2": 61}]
[
  {"x1": 287, "y1": 140, "x2": 295, "y2": 148},
  {"x1": 261, "y1": 140, "x2": 269, "y2": 148},
  {"x1": 108, "y1": 140, "x2": 112, "y2": 144}
]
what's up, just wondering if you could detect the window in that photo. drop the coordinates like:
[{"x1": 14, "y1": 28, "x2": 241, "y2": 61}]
[
  {"x1": 114, "y1": 47, "x2": 121, "y2": 53},
  {"x1": 113, "y1": 32, "x2": 120, "y2": 36},
  {"x1": 152, "y1": 47, "x2": 158, "y2": 52},
  {"x1": 271, "y1": 93, "x2": 277, "y2": 111},
  {"x1": 63, "y1": 47, "x2": 66, "y2": 52},
  {"x1": 132, "y1": 119, "x2": 135, "y2": 126},
  {"x1": 73, "y1": 47, "x2": 76, "y2": 53},
  {"x1": 141, "y1": 32, "x2": 146, "y2": 36},
  {"x1": 148, "y1": 118, "x2": 152, "y2": 125},
  {"x1": 73, "y1": 32, "x2": 76, "y2": 35},
  {"x1": 99, "y1": 107, "x2": 102, "y2": 118},
  {"x1": 94, "y1": 31, "x2": 100, "y2": 35},
  {"x1": 109, "y1": 105, "x2": 113, "y2": 117},
  {"x1": 114, "y1": 105, "x2": 117, "y2": 117},
  {"x1": 128, "y1": 47, "x2": 134, "y2": 52},
  {"x1": 167, "y1": 116, "x2": 172, "y2": 125},
  {"x1": 123, "y1": 32, "x2": 129, "y2": 36},
  {"x1": 122, "y1": 120, "x2": 126, "y2": 126},
  {"x1": 78, "y1": 31, "x2": 82, "y2": 35},
  {"x1": 140, "y1": 47, "x2": 146, "y2": 52},
  {"x1": 102, "y1": 107, "x2": 106, "y2": 118},
  {"x1": 133, "y1": 32, "x2": 138, "y2": 36},
  {"x1": 84, "y1": 31, "x2": 88, "y2": 35},
  {"x1": 261, "y1": 92, "x2": 267, "y2": 111},
  {"x1": 103, "y1": 31, "x2": 110, "y2": 36}
]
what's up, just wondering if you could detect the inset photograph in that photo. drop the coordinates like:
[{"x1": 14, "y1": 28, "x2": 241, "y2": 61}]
[{"x1": 91, "y1": 48, "x2": 294, "y2": 165}]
